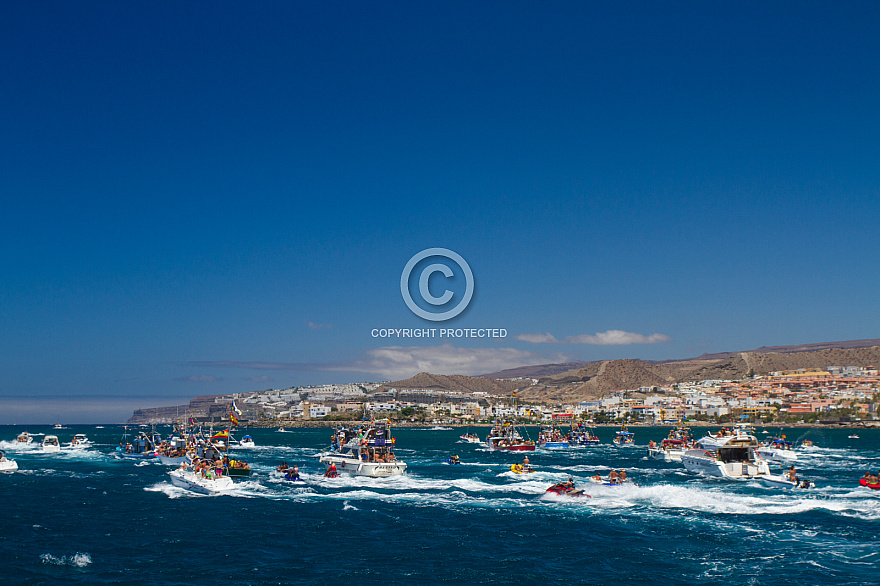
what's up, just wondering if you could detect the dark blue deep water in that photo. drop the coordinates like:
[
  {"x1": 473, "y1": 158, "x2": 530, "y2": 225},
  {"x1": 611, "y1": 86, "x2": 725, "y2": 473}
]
[{"x1": 1, "y1": 425, "x2": 878, "y2": 585}]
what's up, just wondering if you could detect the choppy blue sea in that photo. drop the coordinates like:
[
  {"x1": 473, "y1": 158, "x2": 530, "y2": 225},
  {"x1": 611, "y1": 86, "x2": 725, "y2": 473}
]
[{"x1": 1, "y1": 425, "x2": 878, "y2": 585}]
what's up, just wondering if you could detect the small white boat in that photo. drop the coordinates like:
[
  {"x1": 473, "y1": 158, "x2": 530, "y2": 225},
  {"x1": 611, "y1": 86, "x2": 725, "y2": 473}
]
[
  {"x1": 612, "y1": 429, "x2": 635, "y2": 446},
  {"x1": 755, "y1": 437, "x2": 797, "y2": 462},
  {"x1": 459, "y1": 433, "x2": 481, "y2": 443},
  {"x1": 41, "y1": 435, "x2": 61, "y2": 452},
  {"x1": 237, "y1": 435, "x2": 255, "y2": 448},
  {"x1": 848, "y1": 434, "x2": 860, "y2": 439},
  {"x1": 0, "y1": 450, "x2": 18, "y2": 472},
  {"x1": 761, "y1": 475, "x2": 814, "y2": 489},
  {"x1": 54, "y1": 424, "x2": 63, "y2": 430},
  {"x1": 168, "y1": 469, "x2": 234, "y2": 495},
  {"x1": 68, "y1": 434, "x2": 91, "y2": 448},
  {"x1": 16, "y1": 431, "x2": 33, "y2": 444},
  {"x1": 647, "y1": 438, "x2": 688, "y2": 462},
  {"x1": 277, "y1": 427, "x2": 285, "y2": 432}
]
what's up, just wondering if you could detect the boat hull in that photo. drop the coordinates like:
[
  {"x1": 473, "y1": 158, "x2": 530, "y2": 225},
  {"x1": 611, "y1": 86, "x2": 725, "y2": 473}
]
[
  {"x1": 0, "y1": 460, "x2": 18, "y2": 472},
  {"x1": 319, "y1": 454, "x2": 407, "y2": 477},
  {"x1": 681, "y1": 450, "x2": 771, "y2": 479},
  {"x1": 647, "y1": 447, "x2": 684, "y2": 462},
  {"x1": 755, "y1": 447, "x2": 798, "y2": 462},
  {"x1": 118, "y1": 451, "x2": 157, "y2": 459},
  {"x1": 539, "y1": 442, "x2": 569, "y2": 448},
  {"x1": 859, "y1": 479, "x2": 880, "y2": 490},
  {"x1": 761, "y1": 475, "x2": 797, "y2": 489},
  {"x1": 158, "y1": 455, "x2": 190, "y2": 465},
  {"x1": 168, "y1": 470, "x2": 234, "y2": 494}
]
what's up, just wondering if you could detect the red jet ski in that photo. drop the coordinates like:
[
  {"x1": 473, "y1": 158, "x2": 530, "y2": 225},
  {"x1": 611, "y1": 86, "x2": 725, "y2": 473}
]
[{"x1": 545, "y1": 483, "x2": 590, "y2": 498}]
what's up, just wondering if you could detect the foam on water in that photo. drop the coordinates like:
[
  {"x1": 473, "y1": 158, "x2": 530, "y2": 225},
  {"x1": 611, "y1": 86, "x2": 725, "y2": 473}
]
[{"x1": 40, "y1": 553, "x2": 92, "y2": 567}]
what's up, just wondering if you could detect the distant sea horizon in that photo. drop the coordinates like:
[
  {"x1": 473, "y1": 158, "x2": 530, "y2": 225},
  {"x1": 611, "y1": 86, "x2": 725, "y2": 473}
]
[{"x1": 0, "y1": 395, "x2": 188, "y2": 426}]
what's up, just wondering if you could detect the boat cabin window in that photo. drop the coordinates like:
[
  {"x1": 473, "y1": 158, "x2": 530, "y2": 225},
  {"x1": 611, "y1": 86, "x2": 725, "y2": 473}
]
[{"x1": 718, "y1": 447, "x2": 750, "y2": 462}]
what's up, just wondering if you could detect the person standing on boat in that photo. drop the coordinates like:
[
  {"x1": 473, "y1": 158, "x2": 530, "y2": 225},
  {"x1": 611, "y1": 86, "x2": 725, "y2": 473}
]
[{"x1": 522, "y1": 455, "x2": 531, "y2": 471}]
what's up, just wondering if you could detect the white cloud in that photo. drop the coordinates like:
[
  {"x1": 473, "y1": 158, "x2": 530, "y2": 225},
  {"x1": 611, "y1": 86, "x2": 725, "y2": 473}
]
[
  {"x1": 566, "y1": 330, "x2": 671, "y2": 345},
  {"x1": 332, "y1": 344, "x2": 565, "y2": 381},
  {"x1": 187, "y1": 345, "x2": 570, "y2": 381},
  {"x1": 515, "y1": 332, "x2": 560, "y2": 343},
  {"x1": 516, "y1": 329, "x2": 671, "y2": 345}
]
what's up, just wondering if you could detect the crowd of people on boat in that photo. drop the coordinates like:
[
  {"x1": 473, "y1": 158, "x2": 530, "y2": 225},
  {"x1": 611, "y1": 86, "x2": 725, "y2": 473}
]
[
  {"x1": 179, "y1": 456, "x2": 227, "y2": 479},
  {"x1": 156, "y1": 442, "x2": 188, "y2": 459},
  {"x1": 538, "y1": 428, "x2": 566, "y2": 444},
  {"x1": 362, "y1": 448, "x2": 396, "y2": 462}
]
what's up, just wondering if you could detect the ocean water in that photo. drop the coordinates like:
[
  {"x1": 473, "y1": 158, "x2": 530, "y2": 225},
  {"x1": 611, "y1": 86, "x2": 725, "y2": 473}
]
[{"x1": 1, "y1": 425, "x2": 878, "y2": 585}]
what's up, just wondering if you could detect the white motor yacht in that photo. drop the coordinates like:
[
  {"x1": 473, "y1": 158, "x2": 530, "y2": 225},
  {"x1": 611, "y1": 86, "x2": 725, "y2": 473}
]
[
  {"x1": 16, "y1": 431, "x2": 33, "y2": 445},
  {"x1": 319, "y1": 420, "x2": 406, "y2": 478},
  {"x1": 41, "y1": 435, "x2": 61, "y2": 452},
  {"x1": 681, "y1": 431, "x2": 771, "y2": 479},
  {"x1": 238, "y1": 435, "x2": 255, "y2": 448}
]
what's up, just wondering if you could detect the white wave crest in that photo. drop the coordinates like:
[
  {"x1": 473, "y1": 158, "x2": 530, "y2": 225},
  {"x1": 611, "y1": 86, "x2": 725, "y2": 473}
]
[{"x1": 40, "y1": 552, "x2": 92, "y2": 567}]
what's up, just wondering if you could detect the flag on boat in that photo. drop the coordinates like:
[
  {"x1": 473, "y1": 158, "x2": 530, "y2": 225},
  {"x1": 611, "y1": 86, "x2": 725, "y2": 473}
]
[
  {"x1": 229, "y1": 412, "x2": 239, "y2": 426},
  {"x1": 233, "y1": 401, "x2": 242, "y2": 416},
  {"x1": 211, "y1": 430, "x2": 229, "y2": 439}
]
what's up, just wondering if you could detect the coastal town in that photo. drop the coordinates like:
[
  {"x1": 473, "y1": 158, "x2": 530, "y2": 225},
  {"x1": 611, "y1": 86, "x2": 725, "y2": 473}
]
[{"x1": 130, "y1": 364, "x2": 880, "y2": 428}]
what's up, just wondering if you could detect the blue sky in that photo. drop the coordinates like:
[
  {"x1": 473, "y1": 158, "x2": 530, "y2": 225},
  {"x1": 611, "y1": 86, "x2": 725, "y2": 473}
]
[{"x1": 2, "y1": 2, "x2": 879, "y2": 422}]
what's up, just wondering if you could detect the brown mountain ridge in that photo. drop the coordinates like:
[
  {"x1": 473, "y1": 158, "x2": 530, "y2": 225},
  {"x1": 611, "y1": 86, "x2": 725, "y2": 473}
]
[{"x1": 382, "y1": 343, "x2": 880, "y2": 404}]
